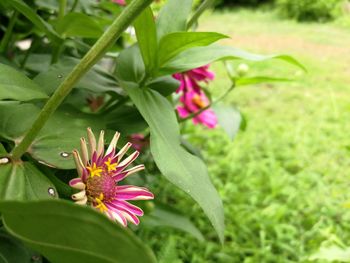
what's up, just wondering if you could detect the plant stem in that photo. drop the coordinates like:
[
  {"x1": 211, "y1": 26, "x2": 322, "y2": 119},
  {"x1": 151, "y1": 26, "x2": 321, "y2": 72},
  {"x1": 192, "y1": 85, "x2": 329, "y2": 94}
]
[
  {"x1": 11, "y1": 0, "x2": 154, "y2": 160},
  {"x1": 180, "y1": 82, "x2": 236, "y2": 122},
  {"x1": 0, "y1": 10, "x2": 19, "y2": 54},
  {"x1": 58, "y1": 0, "x2": 67, "y2": 19},
  {"x1": 69, "y1": 0, "x2": 79, "y2": 13},
  {"x1": 187, "y1": 0, "x2": 215, "y2": 30}
]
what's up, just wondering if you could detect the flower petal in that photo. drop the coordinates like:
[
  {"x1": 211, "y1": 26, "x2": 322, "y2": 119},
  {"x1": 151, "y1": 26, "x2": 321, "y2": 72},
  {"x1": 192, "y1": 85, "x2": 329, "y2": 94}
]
[{"x1": 116, "y1": 185, "x2": 154, "y2": 200}]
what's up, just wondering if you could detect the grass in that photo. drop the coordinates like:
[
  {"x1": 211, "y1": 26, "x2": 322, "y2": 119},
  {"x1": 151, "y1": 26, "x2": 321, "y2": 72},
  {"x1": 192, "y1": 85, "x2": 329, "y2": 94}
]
[{"x1": 146, "y1": 9, "x2": 350, "y2": 262}]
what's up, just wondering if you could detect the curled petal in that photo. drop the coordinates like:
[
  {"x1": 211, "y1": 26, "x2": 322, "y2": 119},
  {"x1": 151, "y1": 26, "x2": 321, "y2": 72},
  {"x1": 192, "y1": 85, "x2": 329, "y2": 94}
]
[
  {"x1": 72, "y1": 190, "x2": 86, "y2": 200},
  {"x1": 80, "y1": 138, "x2": 89, "y2": 166},
  {"x1": 75, "y1": 196, "x2": 88, "y2": 205},
  {"x1": 113, "y1": 164, "x2": 145, "y2": 182},
  {"x1": 97, "y1": 130, "x2": 105, "y2": 157},
  {"x1": 116, "y1": 185, "x2": 154, "y2": 200},
  {"x1": 106, "y1": 131, "x2": 120, "y2": 156},
  {"x1": 87, "y1": 127, "x2": 97, "y2": 157}
]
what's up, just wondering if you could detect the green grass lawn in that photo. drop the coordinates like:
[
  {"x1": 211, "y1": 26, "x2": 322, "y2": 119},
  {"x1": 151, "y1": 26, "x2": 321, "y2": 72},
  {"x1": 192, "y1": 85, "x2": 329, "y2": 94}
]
[{"x1": 147, "y1": 9, "x2": 350, "y2": 262}]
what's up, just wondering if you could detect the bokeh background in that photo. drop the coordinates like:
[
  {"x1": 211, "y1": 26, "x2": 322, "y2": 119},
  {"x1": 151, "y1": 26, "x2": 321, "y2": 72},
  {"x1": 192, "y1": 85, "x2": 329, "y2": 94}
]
[{"x1": 145, "y1": 0, "x2": 350, "y2": 262}]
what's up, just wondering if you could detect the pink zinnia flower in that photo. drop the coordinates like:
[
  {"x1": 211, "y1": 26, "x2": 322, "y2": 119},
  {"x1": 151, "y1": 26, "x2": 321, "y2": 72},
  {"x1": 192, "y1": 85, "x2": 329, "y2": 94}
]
[
  {"x1": 173, "y1": 65, "x2": 218, "y2": 128},
  {"x1": 112, "y1": 0, "x2": 126, "y2": 6},
  {"x1": 177, "y1": 89, "x2": 217, "y2": 129},
  {"x1": 129, "y1": 134, "x2": 149, "y2": 152},
  {"x1": 69, "y1": 128, "x2": 154, "y2": 226},
  {"x1": 173, "y1": 65, "x2": 215, "y2": 93}
]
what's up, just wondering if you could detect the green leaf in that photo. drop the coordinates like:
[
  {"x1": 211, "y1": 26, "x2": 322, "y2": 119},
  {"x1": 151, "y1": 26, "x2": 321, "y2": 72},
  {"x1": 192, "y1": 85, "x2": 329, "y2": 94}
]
[
  {"x1": 160, "y1": 45, "x2": 306, "y2": 75},
  {"x1": 0, "y1": 162, "x2": 57, "y2": 201},
  {"x1": 143, "y1": 206, "x2": 204, "y2": 241},
  {"x1": 158, "y1": 32, "x2": 228, "y2": 66},
  {"x1": 115, "y1": 45, "x2": 145, "y2": 85},
  {"x1": 106, "y1": 106, "x2": 147, "y2": 135},
  {"x1": 4, "y1": 0, "x2": 62, "y2": 43},
  {"x1": 213, "y1": 104, "x2": 242, "y2": 140},
  {"x1": 54, "y1": 13, "x2": 104, "y2": 38},
  {"x1": 0, "y1": 103, "x2": 105, "y2": 169},
  {"x1": 124, "y1": 87, "x2": 224, "y2": 243},
  {"x1": 34, "y1": 57, "x2": 122, "y2": 95},
  {"x1": 156, "y1": 0, "x2": 193, "y2": 40},
  {"x1": 134, "y1": 7, "x2": 158, "y2": 75},
  {"x1": 0, "y1": 63, "x2": 48, "y2": 101},
  {"x1": 0, "y1": 200, "x2": 157, "y2": 263},
  {"x1": 148, "y1": 76, "x2": 180, "y2": 97},
  {"x1": 0, "y1": 229, "x2": 40, "y2": 263},
  {"x1": 235, "y1": 76, "x2": 292, "y2": 86}
]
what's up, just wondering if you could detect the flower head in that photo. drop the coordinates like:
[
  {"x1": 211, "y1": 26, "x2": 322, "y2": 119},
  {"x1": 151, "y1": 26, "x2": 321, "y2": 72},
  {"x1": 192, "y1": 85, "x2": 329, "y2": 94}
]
[
  {"x1": 173, "y1": 65, "x2": 217, "y2": 128},
  {"x1": 129, "y1": 134, "x2": 149, "y2": 152},
  {"x1": 177, "y1": 89, "x2": 217, "y2": 129},
  {"x1": 69, "y1": 128, "x2": 154, "y2": 226},
  {"x1": 173, "y1": 65, "x2": 215, "y2": 93},
  {"x1": 112, "y1": 0, "x2": 126, "y2": 6}
]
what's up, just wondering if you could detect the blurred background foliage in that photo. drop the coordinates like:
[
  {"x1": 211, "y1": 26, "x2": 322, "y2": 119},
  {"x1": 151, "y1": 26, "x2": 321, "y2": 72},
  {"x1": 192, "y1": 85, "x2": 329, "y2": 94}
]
[{"x1": 215, "y1": 0, "x2": 350, "y2": 23}]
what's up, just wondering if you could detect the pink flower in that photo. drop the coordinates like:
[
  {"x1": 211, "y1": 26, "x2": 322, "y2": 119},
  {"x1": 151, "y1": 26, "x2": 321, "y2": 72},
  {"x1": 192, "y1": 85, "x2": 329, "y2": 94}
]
[
  {"x1": 129, "y1": 134, "x2": 149, "y2": 152},
  {"x1": 112, "y1": 0, "x2": 126, "y2": 6},
  {"x1": 177, "y1": 89, "x2": 217, "y2": 129},
  {"x1": 173, "y1": 65, "x2": 217, "y2": 128},
  {"x1": 69, "y1": 128, "x2": 154, "y2": 226},
  {"x1": 173, "y1": 65, "x2": 215, "y2": 93}
]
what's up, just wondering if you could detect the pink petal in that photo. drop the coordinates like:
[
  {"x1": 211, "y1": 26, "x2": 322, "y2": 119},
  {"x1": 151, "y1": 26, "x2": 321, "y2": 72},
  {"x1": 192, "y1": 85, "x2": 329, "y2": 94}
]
[{"x1": 116, "y1": 185, "x2": 154, "y2": 200}]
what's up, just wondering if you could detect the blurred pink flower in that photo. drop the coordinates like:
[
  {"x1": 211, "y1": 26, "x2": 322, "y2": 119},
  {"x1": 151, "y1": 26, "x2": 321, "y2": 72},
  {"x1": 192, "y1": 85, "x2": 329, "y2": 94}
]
[
  {"x1": 177, "y1": 89, "x2": 217, "y2": 129},
  {"x1": 173, "y1": 65, "x2": 217, "y2": 128},
  {"x1": 129, "y1": 134, "x2": 149, "y2": 152},
  {"x1": 173, "y1": 65, "x2": 215, "y2": 93},
  {"x1": 112, "y1": 0, "x2": 126, "y2": 6},
  {"x1": 70, "y1": 128, "x2": 153, "y2": 226}
]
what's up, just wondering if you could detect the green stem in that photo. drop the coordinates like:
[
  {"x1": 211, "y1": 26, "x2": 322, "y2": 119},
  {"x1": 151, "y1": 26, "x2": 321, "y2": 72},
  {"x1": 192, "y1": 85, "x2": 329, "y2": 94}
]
[
  {"x1": 187, "y1": 0, "x2": 215, "y2": 29},
  {"x1": 69, "y1": 0, "x2": 79, "y2": 13},
  {"x1": 0, "y1": 11, "x2": 19, "y2": 54},
  {"x1": 180, "y1": 82, "x2": 236, "y2": 122},
  {"x1": 11, "y1": 0, "x2": 154, "y2": 160},
  {"x1": 58, "y1": 0, "x2": 67, "y2": 19}
]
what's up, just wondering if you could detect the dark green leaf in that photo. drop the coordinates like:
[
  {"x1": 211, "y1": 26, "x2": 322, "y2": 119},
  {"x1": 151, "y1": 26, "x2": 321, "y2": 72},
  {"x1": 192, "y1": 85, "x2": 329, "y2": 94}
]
[
  {"x1": 0, "y1": 200, "x2": 157, "y2": 263},
  {"x1": 160, "y1": 45, "x2": 306, "y2": 75},
  {"x1": 0, "y1": 103, "x2": 105, "y2": 169},
  {"x1": 54, "y1": 13, "x2": 104, "y2": 38},
  {"x1": 124, "y1": 87, "x2": 224, "y2": 243},
  {"x1": 148, "y1": 76, "x2": 180, "y2": 97},
  {"x1": 213, "y1": 104, "x2": 242, "y2": 140},
  {"x1": 0, "y1": 162, "x2": 57, "y2": 201},
  {"x1": 134, "y1": 7, "x2": 158, "y2": 75},
  {"x1": 4, "y1": 0, "x2": 62, "y2": 43},
  {"x1": 115, "y1": 45, "x2": 145, "y2": 86},
  {"x1": 0, "y1": 229, "x2": 41, "y2": 263},
  {"x1": 34, "y1": 57, "x2": 121, "y2": 95},
  {"x1": 106, "y1": 106, "x2": 147, "y2": 135},
  {"x1": 158, "y1": 32, "x2": 228, "y2": 66},
  {"x1": 143, "y1": 206, "x2": 204, "y2": 241},
  {"x1": 156, "y1": 0, "x2": 193, "y2": 40},
  {"x1": 0, "y1": 63, "x2": 48, "y2": 101}
]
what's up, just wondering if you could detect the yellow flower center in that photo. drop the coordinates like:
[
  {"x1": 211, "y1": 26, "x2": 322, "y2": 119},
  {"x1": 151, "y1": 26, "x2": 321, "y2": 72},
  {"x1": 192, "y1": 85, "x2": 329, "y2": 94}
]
[
  {"x1": 192, "y1": 94, "x2": 207, "y2": 109},
  {"x1": 105, "y1": 158, "x2": 118, "y2": 172},
  {"x1": 86, "y1": 163, "x2": 103, "y2": 177},
  {"x1": 95, "y1": 193, "x2": 108, "y2": 212}
]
